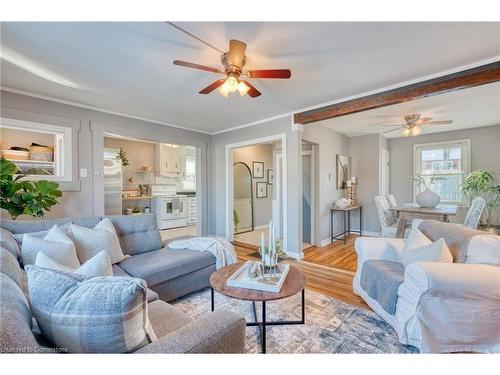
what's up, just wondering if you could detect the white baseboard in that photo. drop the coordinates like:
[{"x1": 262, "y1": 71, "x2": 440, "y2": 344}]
[
  {"x1": 319, "y1": 231, "x2": 381, "y2": 247},
  {"x1": 286, "y1": 250, "x2": 304, "y2": 260},
  {"x1": 253, "y1": 224, "x2": 268, "y2": 230}
]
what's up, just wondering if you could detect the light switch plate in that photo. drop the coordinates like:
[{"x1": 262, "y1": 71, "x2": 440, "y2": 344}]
[{"x1": 79, "y1": 168, "x2": 87, "y2": 178}]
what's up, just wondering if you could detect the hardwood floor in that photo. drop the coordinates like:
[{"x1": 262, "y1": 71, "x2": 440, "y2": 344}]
[
  {"x1": 303, "y1": 235, "x2": 358, "y2": 272},
  {"x1": 233, "y1": 234, "x2": 368, "y2": 309}
]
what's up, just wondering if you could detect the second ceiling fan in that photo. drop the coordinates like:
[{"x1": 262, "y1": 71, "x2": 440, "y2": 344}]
[{"x1": 170, "y1": 24, "x2": 291, "y2": 98}]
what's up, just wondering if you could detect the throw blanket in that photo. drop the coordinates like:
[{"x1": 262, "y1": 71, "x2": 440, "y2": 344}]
[{"x1": 167, "y1": 237, "x2": 238, "y2": 269}]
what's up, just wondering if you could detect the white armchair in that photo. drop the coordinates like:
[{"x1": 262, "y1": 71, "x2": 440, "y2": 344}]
[{"x1": 353, "y1": 226, "x2": 500, "y2": 353}]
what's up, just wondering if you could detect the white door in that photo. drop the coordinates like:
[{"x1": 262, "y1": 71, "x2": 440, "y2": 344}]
[{"x1": 379, "y1": 149, "x2": 390, "y2": 195}]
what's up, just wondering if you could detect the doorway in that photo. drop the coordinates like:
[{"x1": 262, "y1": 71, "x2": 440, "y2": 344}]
[
  {"x1": 302, "y1": 141, "x2": 314, "y2": 249},
  {"x1": 379, "y1": 149, "x2": 390, "y2": 195},
  {"x1": 233, "y1": 162, "x2": 254, "y2": 234},
  {"x1": 226, "y1": 134, "x2": 286, "y2": 249}
]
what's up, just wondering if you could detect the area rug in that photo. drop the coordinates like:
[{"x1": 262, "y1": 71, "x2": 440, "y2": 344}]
[{"x1": 171, "y1": 288, "x2": 419, "y2": 354}]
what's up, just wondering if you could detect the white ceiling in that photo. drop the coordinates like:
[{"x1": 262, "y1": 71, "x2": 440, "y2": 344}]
[
  {"x1": 1, "y1": 22, "x2": 500, "y2": 134},
  {"x1": 317, "y1": 82, "x2": 500, "y2": 138}
]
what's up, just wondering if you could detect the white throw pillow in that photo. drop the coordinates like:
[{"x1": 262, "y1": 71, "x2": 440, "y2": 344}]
[
  {"x1": 69, "y1": 218, "x2": 126, "y2": 264},
  {"x1": 465, "y1": 235, "x2": 500, "y2": 266},
  {"x1": 402, "y1": 237, "x2": 453, "y2": 267},
  {"x1": 21, "y1": 225, "x2": 80, "y2": 268},
  {"x1": 405, "y1": 227, "x2": 432, "y2": 251},
  {"x1": 13, "y1": 222, "x2": 72, "y2": 246},
  {"x1": 35, "y1": 251, "x2": 113, "y2": 277}
]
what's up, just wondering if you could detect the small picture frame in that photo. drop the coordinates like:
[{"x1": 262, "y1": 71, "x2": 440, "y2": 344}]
[
  {"x1": 267, "y1": 169, "x2": 274, "y2": 185},
  {"x1": 256, "y1": 182, "x2": 268, "y2": 198},
  {"x1": 253, "y1": 161, "x2": 264, "y2": 178}
]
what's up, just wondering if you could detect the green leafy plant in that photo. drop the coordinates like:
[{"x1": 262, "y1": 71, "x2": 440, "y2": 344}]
[
  {"x1": 233, "y1": 209, "x2": 240, "y2": 232},
  {"x1": 117, "y1": 148, "x2": 129, "y2": 167},
  {"x1": 0, "y1": 158, "x2": 62, "y2": 220},
  {"x1": 460, "y1": 170, "x2": 500, "y2": 227}
]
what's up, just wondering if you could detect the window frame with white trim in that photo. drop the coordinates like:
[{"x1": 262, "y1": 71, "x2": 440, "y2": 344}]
[{"x1": 413, "y1": 139, "x2": 471, "y2": 205}]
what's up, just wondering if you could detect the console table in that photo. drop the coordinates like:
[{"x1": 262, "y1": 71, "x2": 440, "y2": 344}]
[{"x1": 330, "y1": 205, "x2": 362, "y2": 244}]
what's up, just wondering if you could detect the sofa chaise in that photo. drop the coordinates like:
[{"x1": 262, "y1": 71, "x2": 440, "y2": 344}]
[{"x1": 0, "y1": 214, "x2": 246, "y2": 353}]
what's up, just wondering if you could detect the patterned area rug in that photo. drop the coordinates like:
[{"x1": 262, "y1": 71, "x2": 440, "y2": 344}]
[{"x1": 171, "y1": 288, "x2": 419, "y2": 354}]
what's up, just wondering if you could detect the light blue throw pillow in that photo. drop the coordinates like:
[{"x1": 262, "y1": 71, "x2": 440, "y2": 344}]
[{"x1": 26, "y1": 266, "x2": 156, "y2": 353}]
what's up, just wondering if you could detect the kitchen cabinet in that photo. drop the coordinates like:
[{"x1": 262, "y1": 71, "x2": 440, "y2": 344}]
[
  {"x1": 187, "y1": 196, "x2": 197, "y2": 225},
  {"x1": 156, "y1": 144, "x2": 185, "y2": 176}
]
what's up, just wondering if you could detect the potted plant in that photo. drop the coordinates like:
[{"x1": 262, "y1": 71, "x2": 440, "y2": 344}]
[
  {"x1": 0, "y1": 158, "x2": 62, "y2": 220},
  {"x1": 460, "y1": 170, "x2": 500, "y2": 233},
  {"x1": 233, "y1": 209, "x2": 240, "y2": 233},
  {"x1": 407, "y1": 174, "x2": 446, "y2": 208}
]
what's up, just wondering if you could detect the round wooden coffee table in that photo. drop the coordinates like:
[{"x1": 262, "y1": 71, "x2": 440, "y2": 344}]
[{"x1": 209, "y1": 262, "x2": 306, "y2": 354}]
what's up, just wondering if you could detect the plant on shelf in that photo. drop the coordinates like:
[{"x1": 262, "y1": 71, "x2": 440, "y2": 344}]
[
  {"x1": 233, "y1": 209, "x2": 240, "y2": 232},
  {"x1": 132, "y1": 206, "x2": 142, "y2": 214},
  {"x1": 117, "y1": 148, "x2": 129, "y2": 167},
  {"x1": 460, "y1": 170, "x2": 500, "y2": 228},
  {"x1": 0, "y1": 158, "x2": 62, "y2": 220}
]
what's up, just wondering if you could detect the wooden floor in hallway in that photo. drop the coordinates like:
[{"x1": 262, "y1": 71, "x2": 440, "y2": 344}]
[{"x1": 233, "y1": 234, "x2": 367, "y2": 309}]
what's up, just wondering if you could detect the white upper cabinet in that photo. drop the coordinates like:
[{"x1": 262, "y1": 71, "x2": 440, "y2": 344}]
[{"x1": 156, "y1": 143, "x2": 185, "y2": 176}]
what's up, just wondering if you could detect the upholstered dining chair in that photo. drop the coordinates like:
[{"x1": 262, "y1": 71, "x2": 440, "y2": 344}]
[
  {"x1": 374, "y1": 195, "x2": 408, "y2": 238},
  {"x1": 464, "y1": 196, "x2": 486, "y2": 229}
]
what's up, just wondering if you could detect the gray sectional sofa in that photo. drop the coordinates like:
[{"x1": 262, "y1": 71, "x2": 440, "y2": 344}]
[{"x1": 0, "y1": 214, "x2": 246, "y2": 353}]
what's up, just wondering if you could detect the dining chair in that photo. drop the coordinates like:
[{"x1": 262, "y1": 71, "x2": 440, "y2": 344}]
[
  {"x1": 374, "y1": 195, "x2": 403, "y2": 238},
  {"x1": 464, "y1": 196, "x2": 486, "y2": 229},
  {"x1": 385, "y1": 194, "x2": 399, "y2": 223}
]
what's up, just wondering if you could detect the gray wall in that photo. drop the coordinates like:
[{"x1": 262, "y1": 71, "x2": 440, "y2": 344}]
[
  {"x1": 212, "y1": 116, "x2": 304, "y2": 258},
  {"x1": 0, "y1": 90, "x2": 213, "y2": 235},
  {"x1": 302, "y1": 123, "x2": 350, "y2": 245},
  {"x1": 389, "y1": 124, "x2": 500, "y2": 224},
  {"x1": 233, "y1": 144, "x2": 273, "y2": 227},
  {"x1": 349, "y1": 134, "x2": 385, "y2": 233}
]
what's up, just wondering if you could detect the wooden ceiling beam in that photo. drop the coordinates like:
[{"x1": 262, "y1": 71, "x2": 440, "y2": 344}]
[{"x1": 294, "y1": 61, "x2": 500, "y2": 125}]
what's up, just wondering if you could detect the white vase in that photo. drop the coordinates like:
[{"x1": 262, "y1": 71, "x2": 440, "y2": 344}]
[{"x1": 416, "y1": 188, "x2": 440, "y2": 208}]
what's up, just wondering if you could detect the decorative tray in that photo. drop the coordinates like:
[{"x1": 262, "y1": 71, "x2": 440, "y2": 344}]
[{"x1": 226, "y1": 261, "x2": 290, "y2": 293}]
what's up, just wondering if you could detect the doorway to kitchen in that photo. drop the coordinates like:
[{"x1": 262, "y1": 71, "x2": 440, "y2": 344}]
[{"x1": 102, "y1": 134, "x2": 199, "y2": 242}]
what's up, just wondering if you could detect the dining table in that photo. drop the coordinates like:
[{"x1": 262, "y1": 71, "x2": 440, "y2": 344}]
[{"x1": 389, "y1": 203, "x2": 458, "y2": 238}]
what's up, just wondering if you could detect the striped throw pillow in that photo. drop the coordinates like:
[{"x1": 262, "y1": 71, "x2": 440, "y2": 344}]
[
  {"x1": 26, "y1": 266, "x2": 156, "y2": 353},
  {"x1": 69, "y1": 218, "x2": 127, "y2": 264}
]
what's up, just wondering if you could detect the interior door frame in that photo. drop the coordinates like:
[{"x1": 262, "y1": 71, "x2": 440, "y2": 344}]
[
  {"x1": 302, "y1": 149, "x2": 315, "y2": 246},
  {"x1": 232, "y1": 161, "x2": 254, "y2": 235},
  {"x1": 225, "y1": 133, "x2": 287, "y2": 250}
]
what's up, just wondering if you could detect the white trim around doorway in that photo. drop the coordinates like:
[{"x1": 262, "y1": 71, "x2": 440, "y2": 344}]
[{"x1": 225, "y1": 133, "x2": 288, "y2": 252}]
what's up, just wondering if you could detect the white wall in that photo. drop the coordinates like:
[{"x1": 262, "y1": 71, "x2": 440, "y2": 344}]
[
  {"x1": 302, "y1": 123, "x2": 350, "y2": 245},
  {"x1": 349, "y1": 134, "x2": 386, "y2": 234},
  {"x1": 389, "y1": 124, "x2": 500, "y2": 224}
]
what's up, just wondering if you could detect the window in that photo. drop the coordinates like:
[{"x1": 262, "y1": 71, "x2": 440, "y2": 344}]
[
  {"x1": 0, "y1": 118, "x2": 73, "y2": 181},
  {"x1": 413, "y1": 139, "x2": 471, "y2": 204}
]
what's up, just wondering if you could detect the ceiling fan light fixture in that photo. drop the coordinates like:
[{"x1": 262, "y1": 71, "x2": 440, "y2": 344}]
[
  {"x1": 217, "y1": 85, "x2": 229, "y2": 98},
  {"x1": 411, "y1": 126, "x2": 422, "y2": 136},
  {"x1": 402, "y1": 128, "x2": 411, "y2": 137},
  {"x1": 237, "y1": 81, "x2": 250, "y2": 96},
  {"x1": 223, "y1": 76, "x2": 239, "y2": 93}
]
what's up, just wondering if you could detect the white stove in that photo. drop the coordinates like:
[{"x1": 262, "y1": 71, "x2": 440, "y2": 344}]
[{"x1": 151, "y1": 185, "x2": 188, "y2": 229}]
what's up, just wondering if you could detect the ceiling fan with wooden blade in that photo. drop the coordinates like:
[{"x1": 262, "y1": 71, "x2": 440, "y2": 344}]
[
  {"x1": 380, "y1": 114, "x2": 453, "y2": 136},
  {"x1": 170, "y1": 26, "x2": 291, "y2": 98}
]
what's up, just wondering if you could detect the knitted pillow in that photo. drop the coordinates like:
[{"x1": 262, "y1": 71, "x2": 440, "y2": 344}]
[
  {"x1": 26, "y1": 266, "x2": 156, "y2": 353},
  {"x1": 69, "y1": 218, "x2": 127, "y2": 264}
]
